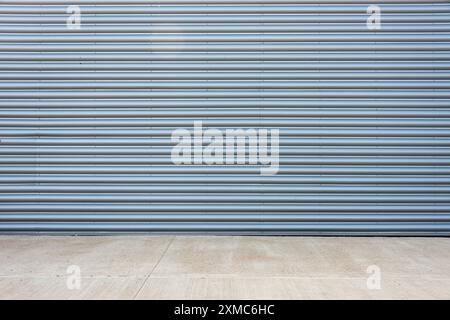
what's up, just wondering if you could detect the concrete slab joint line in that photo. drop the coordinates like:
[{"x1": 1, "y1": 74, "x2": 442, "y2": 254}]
[{"x1": 132, "y1": 236, "x2": 175, "y2": 299}]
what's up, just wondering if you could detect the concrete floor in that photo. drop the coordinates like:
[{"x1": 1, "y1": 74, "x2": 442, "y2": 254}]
[{"x1": 0, "y1": 236, "x2": 449, "y2": 299}]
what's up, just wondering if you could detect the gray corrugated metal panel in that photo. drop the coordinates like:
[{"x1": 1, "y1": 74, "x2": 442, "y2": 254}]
[{"x1": 1, "y1": 1, "x2": 449, "y2": 234}]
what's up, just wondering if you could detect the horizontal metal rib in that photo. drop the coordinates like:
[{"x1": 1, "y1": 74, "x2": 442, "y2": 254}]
[
  {"x1": 1, "y1": 204, "x2": 450, "y2": 213},
  {"x1": 1, "y1": 158, "x2": 449, "y2": 165},
  {"x1": 0, "y1": 194, "x2": 449, "y2": 203},
  {"x1": 3, "y1": 34, "x2": 450, "y2": 42},
  {"x1": 1, "y1": 81, "x2": 449, "y2": 90},
  {"x1": 1, "y1": 5, "x2": 449, "y2": 14},
  {"x1": 1, "y1": 165, "x2": 450, "y2": 175},
  {"x1": 3, "y1": 138, "x2": 450, "y2": 146},
  {"x1": 1, "y1": 62, "x2": 448, "y2": 71},
  {"x1": 0, "y1": 53, "x2": 449, "y2": 61},
  {"x1": 1, "y1": 14, "x2": 448, "y2": 24},
  {"x1": 1, "y1": 186, "x2": 449, "y2": 193},
  {"x1": 0, "y1": 214, "x2": 449, "y2": 223},
  {"x1": 3, "y1": 72, "x2": 450, "y2": 81},
  {"x1": 1, "y1": 175, "x2": 450, "y2": 184},
  {"x1": 1, "y1": 91, "x2": 449, "y2": 99},
  {"x1": 2, "y1": 109, "x2": 450, "y2": 118},
  {"x1": 2, "y1": 44, "x2": 450, "y2": 52},
  {"x1": 2, "y1": 24, "x2": 450, "y2": 33},
  {"x1": 1, "y1": 119, "x2": 449, "y2": 127},
  {"x1": 1, "y1": 100, "x2": 448, "y2": 109},
  {"x1": 2, "y1": 128, "x2": 449, "y2": 137}
]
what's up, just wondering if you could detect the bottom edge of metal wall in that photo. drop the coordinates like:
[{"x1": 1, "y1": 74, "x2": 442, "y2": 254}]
[
  {"x1": 1, "y1": 222, "x2": 450, "y2": 236},
  {"x1": 0, "y1": 231, "x2": 449, "y2": 237}
]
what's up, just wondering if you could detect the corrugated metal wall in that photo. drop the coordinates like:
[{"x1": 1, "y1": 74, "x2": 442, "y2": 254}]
[{"x1": 1, "y1": 0, "x2": 450, "y2": 235}]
